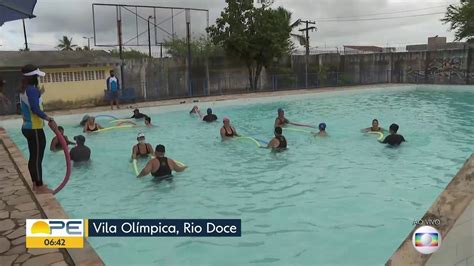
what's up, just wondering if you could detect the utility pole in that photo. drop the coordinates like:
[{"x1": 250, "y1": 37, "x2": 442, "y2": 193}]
[
  {"x1": 185, "y1": 9, "x2": 192, "y2": 97},
  {"x1": 298, "y1": 20, "x2": 316, "y2": 88},
  {"x1": 22, "y1": 19, "x2": 29, "y2": 51},
  {"x1": 116, "y1": 6, "x2": 125, "y2": 89},
  {"x1": 147, "y1": 16, "x2": 153, "y2": 58}
]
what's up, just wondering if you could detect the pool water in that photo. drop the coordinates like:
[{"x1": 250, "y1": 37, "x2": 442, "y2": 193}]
[{"x1": 3, "y1": 85, "x2": 474, "y2": 265}]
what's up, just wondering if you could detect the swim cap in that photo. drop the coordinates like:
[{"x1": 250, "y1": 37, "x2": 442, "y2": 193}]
[
  {"x1": 223, "y1": 116, "x2": 230, "y2": 122},
  {"x1": 207, "y1": 108, "x2": 212, "y2": 114},
  {"x1": 319, "y1": 123, "x2": 326, "y2": 130},
  {"x1": 134, "y1": 108, "x2": 139, "y2": 112},
  {"x1": 156, "y1": 144, "x2": 165, "y2": 153},
  {"x1": 137, "y1": 133, "x2": 145, "y2": 139},
  {"x1": 277, "y1": 108, "x2": 284, "y2": 113}
]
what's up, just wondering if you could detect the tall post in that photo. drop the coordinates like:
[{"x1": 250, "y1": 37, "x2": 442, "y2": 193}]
[
  {"x1": 117, "y1": 7, "x2": 125, "y2": 88},
  {"x1": 22, "y1": 19, "x2": 29, "y2": 51},
  {"x1": 298, "y1": 20, "x2": 316, "y2": 88},
  {"x1": 186, "y1": 9, "x2": 192, "y2": 96},
  {"x1": 305, "y1": 21, "x2": 309, "y2": 88},
  {"x1": 147, "y1": 16, "x2": 152, "y2": 58},
  {"x1": 160, "y1": 43, "x2": 163, "y2": 58}
]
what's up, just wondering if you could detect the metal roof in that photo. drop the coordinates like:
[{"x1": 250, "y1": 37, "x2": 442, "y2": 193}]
[{"x1": 0, "y1": 50, "x2": 121, "y2": 69}]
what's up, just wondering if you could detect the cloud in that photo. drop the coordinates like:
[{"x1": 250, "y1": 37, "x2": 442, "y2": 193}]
[{"x1": 0, "y1": 0, "x2": 458, "y2": 51}]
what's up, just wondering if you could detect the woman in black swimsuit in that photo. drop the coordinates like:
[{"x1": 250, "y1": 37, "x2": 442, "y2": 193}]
[
  {"x1": 266, "y1": 126, "x2": 287, "y2": 151},
  {"x1": 83, "y1": 116, "x2": 102, "y2": 133},
  {"x1": 220, "y1": 117, "x2": 239, "y2": 139},
  {"x1": 137, "y1": 144, "x2": 187, "y2": 180},
  {"x1": 131, "y1": 133, "x2": 154, "y2": 159}
]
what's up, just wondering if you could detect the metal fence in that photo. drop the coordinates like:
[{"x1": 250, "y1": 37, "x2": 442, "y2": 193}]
[{"x1": 1, "y1": 67, "x2": 471, "y2": 115}]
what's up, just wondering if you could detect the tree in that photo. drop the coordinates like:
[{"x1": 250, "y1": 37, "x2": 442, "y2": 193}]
[
  {"x1": 56, "y1": 36, "x2": 77, "y2": 51},
  {"x1": 442, "y1": 0, "x2": 474, "y2": 42},
  {"x1": 164, "y1": 36, "x2": 223, "y2": 59},
  {"x1": 75, "y1": 46, "x2": 90, "y2": 51},
  {"x1": 207, "y1": 0, "x2": 293, "y2": 90},
  {"x1": 108, "y1": 48, "x2": 148, "y2": 59}
]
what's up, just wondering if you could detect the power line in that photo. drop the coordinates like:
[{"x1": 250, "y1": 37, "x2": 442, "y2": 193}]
[
  {"x1": 318, "y1": 5, "x2": 448, "y2": 20},
  {"x1": 318, "y1": 12, "x2": 445, "y2": 22}
]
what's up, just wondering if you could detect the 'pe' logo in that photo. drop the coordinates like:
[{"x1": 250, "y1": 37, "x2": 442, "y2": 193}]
[
  {"x1": 26, "y1": 219, "x2": 84, "y2": 248},
  {"x1": 412, "y1": 226, "x2": 442, "y2": 254},
  {"x1": 27, "y1": 219, "x2": 83, "y2": 236}
]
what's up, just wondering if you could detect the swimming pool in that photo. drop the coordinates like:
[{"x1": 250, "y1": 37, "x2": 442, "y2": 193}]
[{"x1": 3, "y1": 85, "x2": 473, "y2": 265}]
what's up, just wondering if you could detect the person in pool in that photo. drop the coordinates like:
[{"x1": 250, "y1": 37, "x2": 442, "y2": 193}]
[
  {"x1": 202, "y1": 108, "x2": 217, "y2": 122},
  {"x1": 363, "y1": 119, "x2": 385, "y2": 132},
  {"x1": 266, "y1": 126, "x2": 287, "y2": 151},
  {"x1": 313, "y1": 123, "x2": 328, "y2": 137},
  {"x1": 131, "y1": 108, "x2": 148, "y2": 119},
  {"x1": 189, "y1": 105, "x2": 202, "y2": 118},
  {"x1": 274, "y1": 108, "x2": 290, "y2": 127},
  {"x1": 50, "y1": 126, "x2": 75, "y2": 151},
  {"x1": 220, "y1": 117, "x2": 239, "y2": 139},
  {"x1": 380, "y1": 123, "x2": 405, "y2": 146},
  {"x1": 144, "y1": 116, "x2": 153, "y2": 127},
  {"x1": 274, "y1": 108, "x2": 313, "y2": 128},
  {"x1": 83, "y1": 116, "x2": 103, "y2": 133},
  {"x1": 137, "y1": 144, "x2": 187, "y2": 179},
  {"x1": 131, "y1": 133, "x2": 154, "y2": 159},
  {"x1": 79, "y1": 115, "x2": 90, "y2": 127},
  {"x1": 70, "y1": 135, "x2": 91, "y2": 163}
]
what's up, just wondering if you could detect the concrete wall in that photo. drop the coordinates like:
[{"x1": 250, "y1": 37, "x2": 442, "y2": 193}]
[
  {"x1": 118, "y1": 48, "x2": 472, "y2": 102},
  {"x1": 1, "y1": 48, "x2": 472, "y2": 115}
]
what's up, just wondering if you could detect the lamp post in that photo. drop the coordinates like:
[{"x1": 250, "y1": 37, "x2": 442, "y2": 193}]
[
  {"x1": 83, "y1": 36, "x2": 93, "y2": 50},
  {"x1": 22, "y1": 19, "x2": 29, "y2": 51},
  {"x1": 147, "y1": 16, "x2": 153, "y2": 58}
]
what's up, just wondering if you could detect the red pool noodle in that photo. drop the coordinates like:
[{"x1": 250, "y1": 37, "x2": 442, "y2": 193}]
[{"x1": 49, "y1": 122, "x2": 72, "y2": 195}]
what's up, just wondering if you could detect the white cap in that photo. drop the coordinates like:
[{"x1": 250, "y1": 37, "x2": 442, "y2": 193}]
[
  {"x1": 23, "y1": 68, "x2": 46, "y2": 77},
  {"x1": 137, "y1": 133, "x2": 145, "y2": 138}
]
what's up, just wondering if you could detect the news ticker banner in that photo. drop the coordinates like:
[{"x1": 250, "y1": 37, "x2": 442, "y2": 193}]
[{"x1": 26, "y1": 219, "x2": 241, "y2": 248}]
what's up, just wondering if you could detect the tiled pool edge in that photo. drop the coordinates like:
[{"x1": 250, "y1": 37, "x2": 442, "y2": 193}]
[
  {"x1": 386, "y1": 154, "x2": 474, "y2": 266},
  {"x1": 0, "y1": 128, "x2": 104, "y2": 266}
]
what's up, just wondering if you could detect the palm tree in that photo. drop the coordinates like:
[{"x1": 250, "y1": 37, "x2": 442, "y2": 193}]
[{"x1": 56, "y1": 36, "x2": 77, "y2": 51}]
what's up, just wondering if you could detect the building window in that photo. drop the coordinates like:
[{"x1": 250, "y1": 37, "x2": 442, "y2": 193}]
[
  {"x1": 85, "y1": 71, "x2": 95, "y2": 81},
  {"x1": 74, "y1": 71, "x2": 84, "y2": 81},
  {"x1": 95, "y1": 70, "x2": 105, "y2": 80},
  {"x1": 52, "y1": 72, "x2": 62, "y2": 83},
  {"x1": 62, "y1": 72, "x2": 71, "y2": 82},
  {"x1": 43, "y1": 73, "x2": 51, "y2": 83}
]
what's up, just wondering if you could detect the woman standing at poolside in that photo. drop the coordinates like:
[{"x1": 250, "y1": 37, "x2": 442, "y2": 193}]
[{"x1": 19, "y1": 64, "x2": 56, "y2": 193}]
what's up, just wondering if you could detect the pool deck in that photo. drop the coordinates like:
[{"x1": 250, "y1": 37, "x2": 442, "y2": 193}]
[
  {"x1": 386, "y1": 154, "x2": 473, "y2": 266},
  {"x1": 0, "y1": 128, "x2": 103, "y2": 266}
]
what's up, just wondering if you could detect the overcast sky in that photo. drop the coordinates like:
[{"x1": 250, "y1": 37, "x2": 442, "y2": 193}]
[{"x1": 0, "y1": 0, "x2": 460, "y2": 52}]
